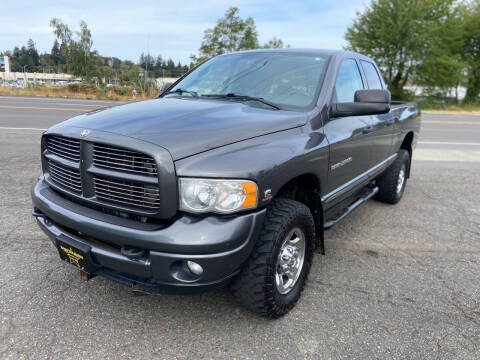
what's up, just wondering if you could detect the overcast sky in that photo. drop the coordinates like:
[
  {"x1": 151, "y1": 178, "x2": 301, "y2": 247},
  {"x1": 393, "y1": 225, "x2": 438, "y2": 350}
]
[{"x1": 1, "y1": 0, "x2": 367, "y2": 64}]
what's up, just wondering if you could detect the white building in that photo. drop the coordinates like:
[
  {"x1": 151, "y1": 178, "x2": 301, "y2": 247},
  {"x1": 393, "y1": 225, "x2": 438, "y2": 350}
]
[{"x1": 0, "y1": 55, "x2": 79, "y2": 85}]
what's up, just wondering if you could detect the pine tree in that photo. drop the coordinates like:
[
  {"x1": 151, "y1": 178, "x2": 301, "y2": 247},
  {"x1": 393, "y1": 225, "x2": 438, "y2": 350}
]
[
  {"x1": 27, "y1": 38, "x2": 40, "y2": 67},
  {"x1": 51, "y1": 39, "x2": 62, "y2": 66}
]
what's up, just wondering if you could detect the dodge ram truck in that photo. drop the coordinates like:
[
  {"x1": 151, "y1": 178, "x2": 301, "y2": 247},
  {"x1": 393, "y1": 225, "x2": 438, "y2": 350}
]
[{"x1": 31, "y1": 49, "x2": 421, "y2": 317}]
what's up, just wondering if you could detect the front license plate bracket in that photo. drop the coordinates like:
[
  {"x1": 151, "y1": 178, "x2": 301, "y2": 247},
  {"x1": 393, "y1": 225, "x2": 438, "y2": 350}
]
[{"x1": 56, "y1": 235, "x2": 99, "y2": 274}]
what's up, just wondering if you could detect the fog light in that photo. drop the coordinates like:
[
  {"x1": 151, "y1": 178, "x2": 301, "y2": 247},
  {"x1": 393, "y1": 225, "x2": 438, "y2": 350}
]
[{"x1": 186, "y1": 261, "x2": 203, "y2": 276}]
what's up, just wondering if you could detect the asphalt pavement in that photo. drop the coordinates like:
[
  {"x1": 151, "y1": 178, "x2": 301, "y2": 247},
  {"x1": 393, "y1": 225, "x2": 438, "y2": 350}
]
[{"x1": 0, "y1": 96, "x2": 479, "y2": 359}]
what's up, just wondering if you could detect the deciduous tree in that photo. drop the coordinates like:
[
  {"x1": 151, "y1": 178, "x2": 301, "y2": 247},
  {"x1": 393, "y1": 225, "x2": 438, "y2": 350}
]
[
  {"x1": 50, "y1": 18, "x2": 98, "y2": 80},
  {"x1": 462, "y1": 0, "x2": 480, "y2": 103},
  {"x1": 345, "y1": 0, "x2": 462, "y2": 99},
  {"x1": 262, "y1": 37, "x2": 289, "y2": 49},
  {"x1": 191, "y1": 7, "x2": 259, "y2": 64}
]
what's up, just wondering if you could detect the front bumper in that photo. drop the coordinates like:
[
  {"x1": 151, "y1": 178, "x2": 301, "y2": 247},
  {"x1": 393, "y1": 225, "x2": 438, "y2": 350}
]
[{"x1": 32, "y1": 176, "x2": 266, "y2": 291}]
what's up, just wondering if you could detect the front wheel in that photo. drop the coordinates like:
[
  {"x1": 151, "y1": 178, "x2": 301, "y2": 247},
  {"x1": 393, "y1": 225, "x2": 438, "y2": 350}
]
[
  {"x1": 231, "y1": 198, "x2": 315, "y2": 318},
  {"x1": 376, "y1": 149, "x2": 410, "y2": 204}
]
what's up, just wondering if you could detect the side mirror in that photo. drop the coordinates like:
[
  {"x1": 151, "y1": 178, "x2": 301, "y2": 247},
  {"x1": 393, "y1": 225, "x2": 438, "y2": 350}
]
[
  {"x1": 332, "y1": 89, "x2": 391, "y2": 118},
  {"x1": 159, "y1": 82, "x2": 173, "y2": 95}
]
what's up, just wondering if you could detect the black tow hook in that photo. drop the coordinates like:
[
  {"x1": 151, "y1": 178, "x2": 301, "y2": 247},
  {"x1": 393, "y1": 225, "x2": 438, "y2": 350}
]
[
  {"x1": 121, "y1": 247, "x2": 147, "y2": 260},
  {"x1": 32, "y1": 209, "x2": 53, "y2": 226},
  {"x1": 32, "y1": 209, "x2": 44, "y2": 218}
]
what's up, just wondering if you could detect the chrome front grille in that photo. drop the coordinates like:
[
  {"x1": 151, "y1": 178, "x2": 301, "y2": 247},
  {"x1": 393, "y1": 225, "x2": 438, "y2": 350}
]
[
  {"x1": 46, "y1": 136, "x2": 80, "y2": 162},
  {"x1": 93, "y1": 176, "x2": 160, "y2": 210},
  {"x1": 43, "y1": 135, "x2": 161, "y2": 215},
  {"x1": 47, "y1": 160, "x2": 82, "y2": 193},
  {"x1": 93, "y1": 144, "x2": 157, "y2": 177}
]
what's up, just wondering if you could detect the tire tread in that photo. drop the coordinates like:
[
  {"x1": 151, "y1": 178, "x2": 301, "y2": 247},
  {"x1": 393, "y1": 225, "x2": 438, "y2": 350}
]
[
  {"x1": 376, "y1": 149, "x2": 410, "y2": 204},
  {"x1": 231, "y1": 198, "x2": 315, "y2": 317}
]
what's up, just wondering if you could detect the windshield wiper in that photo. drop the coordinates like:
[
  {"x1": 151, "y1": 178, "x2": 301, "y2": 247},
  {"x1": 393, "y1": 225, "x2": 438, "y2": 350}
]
[
  {"x1": 164, "y1": 88, "x2": 198, "y2": 98},
  {"x1": 201, "y1": 93, "x2": 280, "y2": 110}
]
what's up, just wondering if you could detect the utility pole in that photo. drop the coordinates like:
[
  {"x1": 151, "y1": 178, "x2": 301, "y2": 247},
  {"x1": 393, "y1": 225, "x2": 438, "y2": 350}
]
[
  {"x1": 23, "y1": 65, "x2": 28, "y2": 88},
  {"x1": 144, "y1": 34, "x2": 150, "y2": 94}
]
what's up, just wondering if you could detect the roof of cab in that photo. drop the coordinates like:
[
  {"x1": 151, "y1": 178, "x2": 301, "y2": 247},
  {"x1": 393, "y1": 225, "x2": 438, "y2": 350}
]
[{"x1": 228, "y1": 48, "x2": 374, "y2": 62}]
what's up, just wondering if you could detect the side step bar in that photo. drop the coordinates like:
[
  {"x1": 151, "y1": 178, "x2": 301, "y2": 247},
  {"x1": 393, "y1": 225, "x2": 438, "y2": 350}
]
[{"x1": 324, "y1": 186, "x2": 379, "y2": 230}]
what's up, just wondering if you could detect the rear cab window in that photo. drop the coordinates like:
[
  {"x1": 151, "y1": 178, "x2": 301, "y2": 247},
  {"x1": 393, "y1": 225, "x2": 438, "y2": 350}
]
[{"x1": 360, "y1": 60, "x2": 383, "y2": 89}]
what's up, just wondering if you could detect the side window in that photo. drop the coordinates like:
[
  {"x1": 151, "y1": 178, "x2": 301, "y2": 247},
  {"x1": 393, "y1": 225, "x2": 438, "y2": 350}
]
[
  {"x1": 360, "y1": 60, "x2": 383, "y2": 89},
  {"x1": 335, "y1": 59, "x2": 364, "y2": 102}
]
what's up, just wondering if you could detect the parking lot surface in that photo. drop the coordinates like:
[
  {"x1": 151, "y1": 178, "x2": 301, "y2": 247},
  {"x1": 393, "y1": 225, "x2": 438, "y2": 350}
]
[{"x1": 0, "y1": 96, "x2": 479, "y2": 359}]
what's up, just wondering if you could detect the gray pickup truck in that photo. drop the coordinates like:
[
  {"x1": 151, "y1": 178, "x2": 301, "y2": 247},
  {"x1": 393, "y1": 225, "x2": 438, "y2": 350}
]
[{"x1": 32, "y1": 49, "x2": 420, "y2": 317}]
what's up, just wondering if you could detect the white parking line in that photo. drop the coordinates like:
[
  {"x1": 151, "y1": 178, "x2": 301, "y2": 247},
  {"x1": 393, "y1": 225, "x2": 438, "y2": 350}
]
[
  {"x1": 0, "y1": 127, "x2": 46, "y2": 131},
  {"x1": 418, "y1": 141, "x2": 480, "y2": 146},
  {"x1": 414, "y1": 148, "x2": 480, "y2": 162}
]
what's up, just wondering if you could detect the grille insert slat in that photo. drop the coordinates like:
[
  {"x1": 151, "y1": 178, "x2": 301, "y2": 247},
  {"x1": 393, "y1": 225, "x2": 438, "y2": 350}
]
[
  {"x1": 91, "y1": 176, "x2": 158, "y2": 192},
  {"x1": 95, "y1": 186, "x2": 160, "y2": 207},
  {"x1": 48, "y1": 162, "x2": 81, "y2": 177},
  {"x1": 47, "y1": 160, "x2": 82, "y2": 193},
  {"x1": 48, "y1": 168, "x2": 82, "y2": 186},
  {"x1": 48, "y1": 138, "x2": 80, "y2": 149},
  {"x1": 46, "y1": 136, "x2": 80, "y2": 162},
  {"x1": 47, "y1": 144, "x2": 80, "y2": 161},
  {"x1": 93, "y1": 144, "x2": 157, "y2": 177},
  {"x1": 93, "y1": 152, "x2": 153, "y2": 162},
  {"x1": 93, "y1": 148, "x2": 153, "y2": 160},
  {"x1": 93, "y1": 161, "x2": 158, "y2": 175},
  {"x1": 94, "y1": 176, "x2": 160, "y2": 210},
  {"x1": 94, "y1": 182, "x2": 158, "y2": 197},
  {"x1": 95, "y1": 190, "x2": 160, "y2": 208}
]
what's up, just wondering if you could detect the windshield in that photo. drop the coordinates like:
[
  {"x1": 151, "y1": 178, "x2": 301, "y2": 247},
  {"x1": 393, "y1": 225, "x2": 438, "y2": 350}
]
[{"x1": 166, "y1": 52, "x2": 329, "y2": 109}]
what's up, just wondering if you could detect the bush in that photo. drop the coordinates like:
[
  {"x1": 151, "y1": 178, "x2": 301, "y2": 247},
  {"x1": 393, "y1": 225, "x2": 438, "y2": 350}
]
[
  {"x1": 81, "y1": 83, "x2": 97, "y2": 94},
  {"x1": 67, "y1": 83, "x2": 81, "y2": 93},
  {"x1": 113, "y1": 86, "x2": 128, "y2": 96}
]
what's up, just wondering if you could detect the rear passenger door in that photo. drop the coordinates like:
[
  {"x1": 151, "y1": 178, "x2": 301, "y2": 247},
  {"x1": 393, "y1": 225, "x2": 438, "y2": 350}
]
[
  {"x1": 359, "y1": 60, "x2": 394, "y2": 163},
  {"x1": 324, "y1": 59, "x2": 376, "y2": 198}
]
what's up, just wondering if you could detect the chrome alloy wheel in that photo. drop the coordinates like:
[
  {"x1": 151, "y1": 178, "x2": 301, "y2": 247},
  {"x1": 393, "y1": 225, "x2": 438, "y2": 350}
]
[
  {"x1": 397, "y1": 164, "x2": 406, "y2": 195},
  {"x1": 275, "y1": 227, "x2": 306, "y2": 295}
]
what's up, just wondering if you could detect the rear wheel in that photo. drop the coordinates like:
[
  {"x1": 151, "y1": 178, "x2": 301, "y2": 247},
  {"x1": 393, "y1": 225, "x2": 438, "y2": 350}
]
[
  {"x1": 376, "y1": 149, "x2": 410, "y2": 204},
  {"x1": 231, "y1": 198, "x2": 315, "y2": 318}
]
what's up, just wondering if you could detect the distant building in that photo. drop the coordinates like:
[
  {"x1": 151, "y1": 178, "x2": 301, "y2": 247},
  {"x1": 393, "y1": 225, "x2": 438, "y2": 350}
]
[
  {"x1": 156, "y1": 77, "x2": 180, "y2": 87},
  {"x1": 0, "y1": 56, "x2": 81, "y2": 86},
  {"x1": 1, "y1": 55, "x2": 80, "y2": 86},
  {"x1": 404, "y1": 85, "x2": 466, "y2": 100},
  {"x1": 0, "y1": 56, "x2": 10, "y2": 73}
]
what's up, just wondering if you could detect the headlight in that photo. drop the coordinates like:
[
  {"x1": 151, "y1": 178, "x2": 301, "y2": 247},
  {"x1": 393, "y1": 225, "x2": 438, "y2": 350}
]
[{"x1": 179, "y1": 178, "x2": 258, "y2": 214}]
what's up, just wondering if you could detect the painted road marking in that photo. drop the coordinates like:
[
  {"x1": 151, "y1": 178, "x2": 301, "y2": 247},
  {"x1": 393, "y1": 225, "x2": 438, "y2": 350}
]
[
  {"x1": 418, "y1": 141, "x2": 480, "y2": 146},
  {"x1": 414, "y1": 149, "x2": 480, "y2": 162},
  {"x1": 0, "y1": 102, "x2": 102, "y2": 107},
  {"x1": 0, "y1": 127, "x2": 46, "y2": 131},
  {"x1": 0, "y1": 96, "x2": 123, "y2": 104},
  {"x1": 423, "y1": 120, "x2": 480, "y2": 125},
  {"x1": 0, "y1": 105, "x2": 89, "y2": 111},
  {"x1": 422, "y1": 110, "x2": 480, "y2": 116}
]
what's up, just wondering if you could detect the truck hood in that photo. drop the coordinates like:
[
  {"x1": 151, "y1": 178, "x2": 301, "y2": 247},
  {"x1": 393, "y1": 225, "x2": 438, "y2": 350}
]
[{"x1": 57, "y1": 98, "x2": 307, "y2": 160}]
